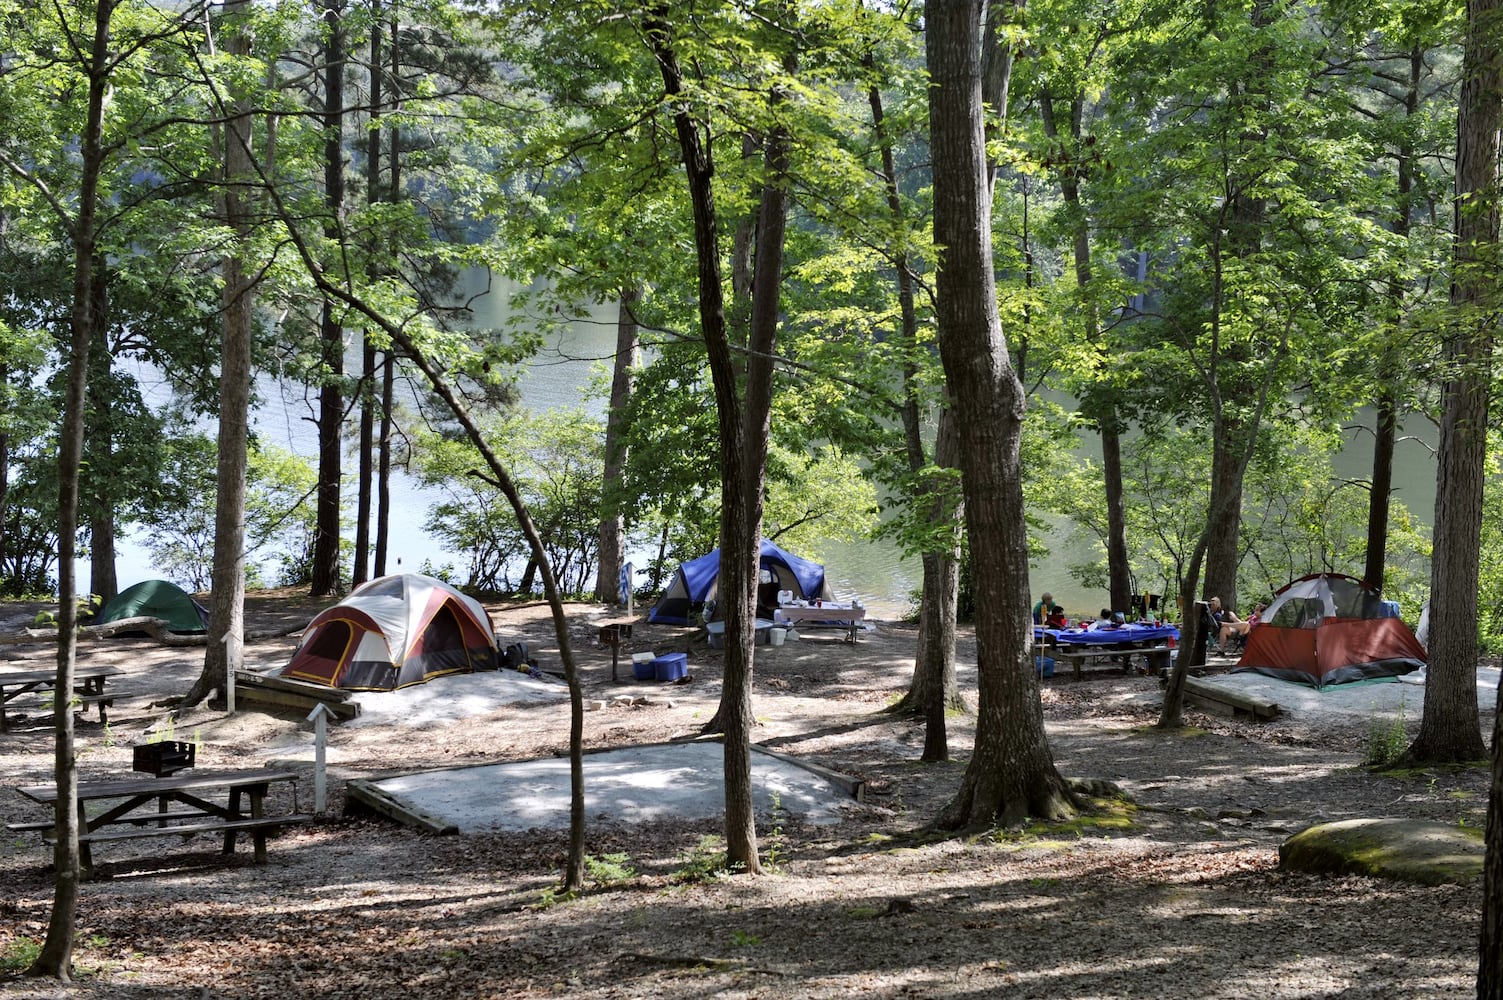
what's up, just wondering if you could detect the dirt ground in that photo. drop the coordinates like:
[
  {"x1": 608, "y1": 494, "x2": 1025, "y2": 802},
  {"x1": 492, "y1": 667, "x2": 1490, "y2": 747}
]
[{"x1": 0, "y1": 592, "x2": 1490, "y2": 1000}]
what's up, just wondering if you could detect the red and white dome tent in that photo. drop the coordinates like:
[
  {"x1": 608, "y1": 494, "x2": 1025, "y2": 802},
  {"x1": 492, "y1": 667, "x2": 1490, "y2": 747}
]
[
  {"x1": 1231, "y1": 573, "x2": 1427, "y2": 689},
  {"x1": 281, "y1": 573, "x2": 499, "y2": 691}
]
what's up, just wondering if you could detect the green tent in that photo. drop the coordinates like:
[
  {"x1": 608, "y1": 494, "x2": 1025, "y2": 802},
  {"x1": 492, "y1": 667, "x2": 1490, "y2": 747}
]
[{"x1": 97, "y1": 580, "x2": 210, "y2": 635}]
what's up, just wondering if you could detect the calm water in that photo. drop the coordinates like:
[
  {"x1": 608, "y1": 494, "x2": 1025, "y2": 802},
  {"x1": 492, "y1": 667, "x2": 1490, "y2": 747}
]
[{"x1": 105, "y1": 277, "x2": 1432, "y2": 621}]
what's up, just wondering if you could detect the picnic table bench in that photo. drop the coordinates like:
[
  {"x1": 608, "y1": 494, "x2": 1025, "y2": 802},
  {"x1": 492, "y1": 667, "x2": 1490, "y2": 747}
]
[
  {"x1": 0, "y1": 665, "x2": 123, "y2": 729},
  {"x1": 10, "y1": 768, "x2": 310, "y2": 873}
]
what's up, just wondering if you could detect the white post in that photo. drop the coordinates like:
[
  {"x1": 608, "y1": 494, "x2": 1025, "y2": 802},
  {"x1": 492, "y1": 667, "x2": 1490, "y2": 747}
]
[
  {"x1": 305, "y1": 702, "x2": 333, "y2": 815},
  {"x1": 222, "y1": 632, "x2": 236, "y2": 715}
]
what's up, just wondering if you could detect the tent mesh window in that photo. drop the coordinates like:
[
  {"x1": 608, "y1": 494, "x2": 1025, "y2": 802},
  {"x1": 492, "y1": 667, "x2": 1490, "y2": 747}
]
[{"x1": 303, "y1": 620, "x2": 354, "y2": 661}]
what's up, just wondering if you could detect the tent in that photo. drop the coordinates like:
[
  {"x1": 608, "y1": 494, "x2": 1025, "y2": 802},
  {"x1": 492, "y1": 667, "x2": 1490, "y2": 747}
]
[
  {"x1": 280, "y1": 573, "x2": 499, "y2": 690},
  {"x1": 96, "y1": 580, "x2": 209, "y2": 634},
  {"x1": 648, "y1": 539, "x2": 835, "y2": 626},
  {"x1": 1231, "y1": 573, "x2": 1426, "y2": 688}
]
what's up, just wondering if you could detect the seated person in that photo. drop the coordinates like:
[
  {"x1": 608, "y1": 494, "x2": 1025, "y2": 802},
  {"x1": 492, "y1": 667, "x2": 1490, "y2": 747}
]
[
  {"x1": 1032, "y1": 592, "x2": 1054, "y2": 625},
  {"x1": 1217, "y1": 601, "x2": 1265, "y2": 652},
  {"x1": 1045, "y1": 604, "x2": 1069, "y2": 629},
  {"x1": 1089, "y1": 608, "x2": 1125, "y2": 630}
]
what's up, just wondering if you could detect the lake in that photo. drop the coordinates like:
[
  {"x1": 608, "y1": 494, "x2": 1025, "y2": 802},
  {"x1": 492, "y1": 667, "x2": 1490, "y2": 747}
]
[{"x1": 102, "y1": 276, "x2": 1435, "y2": 622}]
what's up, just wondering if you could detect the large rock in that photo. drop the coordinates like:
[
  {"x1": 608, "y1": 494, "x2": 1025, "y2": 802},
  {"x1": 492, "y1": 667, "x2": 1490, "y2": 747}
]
[{"x1": 1279, "y1": 818, "x2": 1483, "y2": 886}]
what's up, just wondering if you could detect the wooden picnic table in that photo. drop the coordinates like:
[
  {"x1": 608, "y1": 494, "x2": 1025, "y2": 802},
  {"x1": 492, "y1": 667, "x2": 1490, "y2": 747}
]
[
  {"x1": 775, "y1": 604, "x2": 868, "y2": 643},
  {"x1": 0, "y1": 665, "x2": 123, "y2": 729},
  {"x1": 12, "y1": 768, "x2": 310, "y2": 872},
  {"x1": 1037, "y1": 624, "x2": 1179, "y2": 681}
]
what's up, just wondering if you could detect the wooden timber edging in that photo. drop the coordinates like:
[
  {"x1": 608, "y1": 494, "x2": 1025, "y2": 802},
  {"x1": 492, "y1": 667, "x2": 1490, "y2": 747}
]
[
  {"x1": 1, "y1": 617, "x2": 309, "y2": 648},
  {"x1": 580, "y1": 737, "x2": 866, "y2": 804},
  {"x1": 344, "y1": 779, "x2": 459, "y2": 835},
  {"x1": 751, "y1": 744, "x2": 866, "y2": 803},
  {"x1": 233, "y1": 671, "x2": 361, "y2": 720},
  {"x1": 1182, "y1": 676, "x2": 1280, "y2": 720}
]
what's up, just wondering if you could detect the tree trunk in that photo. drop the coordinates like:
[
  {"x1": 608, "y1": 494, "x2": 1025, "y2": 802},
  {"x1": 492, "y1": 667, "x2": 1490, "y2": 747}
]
[
  {"x1": 895, "y1": 410, "x2": 966, "y2": 718},
  {"x1": 595, "y1": 288, "x2": 639, "y2": 604},
  {"x1": 374, "y1": 351, "x2": 393, "y2": 577},
  {"x1": 182, "y1": 0, "x2": 256, "y2": 712},
  {"x1": 311, "y1": 0, "x2": 347, "y2": 598},
  {"x1": 1482, "y1": 677, "x2": 1503, "y2": 995},
  {"x1": 85, "y1": 263, "x2": 116, "y2": 605},
  {"x1": 647, "y1": 7, "x2": 797, "y2": 872},
  {"x1": 1038, "y1": 92, "x2": 1131, "y2": 616},
  {"x1": 1366, "y1": 45, "x2": 1421, "y2": 593},
  {"x1": 927, "y1": 0, "x2": 1074, "y2": 832},
  {"x1": 1202, "y1": 433, "x2": 1246, "y2": 609},
  {"x1": 1101, "y1": 423, "x2": 1132, "y2": 613},
  {"x1": 1410, "y1": 0, "x2": 1495, "y2": 768},
  {"x1": 919, "y1": 545, "x2": 961, "y2": 762},
  {"x1": 353, "y1": 338, "x2": 375, "y2": 587},
  {"x1": 30, "y1": 0, "x2": 115, "y2": 979},
  {"x1": 1364, "y1": 390, "x2": 1395, "y2": 591},
  {"x1": 869, "y1": 72, "x2": 965, "y2": 724},
  {"x1": 354, "y1": 7, "x2": 386, "y2": 590},
  {"x1": 0, "y1": 414, "x2": 9, "y2": 585}
]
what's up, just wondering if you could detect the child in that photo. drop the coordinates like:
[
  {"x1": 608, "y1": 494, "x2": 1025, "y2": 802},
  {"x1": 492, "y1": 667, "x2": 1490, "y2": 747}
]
[{"x1": 1045, "y1": 604, "x2": 1069, "y2": 629}]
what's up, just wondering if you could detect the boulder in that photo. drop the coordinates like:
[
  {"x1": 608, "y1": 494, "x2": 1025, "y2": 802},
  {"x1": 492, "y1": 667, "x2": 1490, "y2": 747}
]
[{"x1": 1279, "y1": 818, "x2": 1483, "y2": 886}]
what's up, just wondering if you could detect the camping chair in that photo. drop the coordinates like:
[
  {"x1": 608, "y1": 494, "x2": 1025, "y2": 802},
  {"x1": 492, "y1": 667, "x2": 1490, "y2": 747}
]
[
  {"x1": 1203, "y1": 605, "x2": 1248, "y2": 655},
  {"x1": 1201, "y1": 604, "x2": 1224, "y2": 652},
  {"x1": 1130, "y1": 593, "x2": 1162, "y2": 621}
]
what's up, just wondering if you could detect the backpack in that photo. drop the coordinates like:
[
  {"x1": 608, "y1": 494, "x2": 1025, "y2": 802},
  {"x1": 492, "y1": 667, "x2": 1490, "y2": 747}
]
[{"x1": 501, "y1": 641, "x2": 535, "y2": 671}]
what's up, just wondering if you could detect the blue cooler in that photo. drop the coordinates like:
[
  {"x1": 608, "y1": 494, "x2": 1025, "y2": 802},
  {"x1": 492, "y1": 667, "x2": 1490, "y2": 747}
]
[{"x1": 652, "y1": 653, "x2": 688, "y2": 681}]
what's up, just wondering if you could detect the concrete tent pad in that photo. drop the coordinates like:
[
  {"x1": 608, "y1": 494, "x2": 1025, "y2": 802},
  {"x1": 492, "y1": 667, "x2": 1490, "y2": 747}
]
[
  {"x1": 366, "y1": 743, "x2": 858, "y2": 833},
  {"x1": 1186, "y1": 666, "x2": 1499, "y2": 718}
]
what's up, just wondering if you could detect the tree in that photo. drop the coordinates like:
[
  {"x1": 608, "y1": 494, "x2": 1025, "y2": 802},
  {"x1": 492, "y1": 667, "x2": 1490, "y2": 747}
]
[
  {"x1": 1024, "y1": 0, "x2": 1136, "y2": 616},
  {"x1": 927, "y1": 0, "x2": 1075, "y2": 830},
  {"x1": 857, "y1": 10, "x2": 968, "y2": 736},
  {"x1": 644, "y1": 0, "x2": 802, "y2": 872},
  {"x1": 0, "y1": 0, "x2": 152, "y2": 976},
  {"x1": 184, "y1": 0, "x2": 261, "y2": 711},
  {"x1": 311, "y1": 0, "x2": 347, "y2": 599},
  {"x1": 1409, "y1": 0, "x2": 1494, "y2": 765},
  {"x1": 594, "y1": 289, "x2": 640, "y2": 605},
  {"x1": 413, "y1": 408, "x2": 606, "y2": 595},
  {"x1": 1466, "y1": 0, "x2": 1503, "y2": 977}
]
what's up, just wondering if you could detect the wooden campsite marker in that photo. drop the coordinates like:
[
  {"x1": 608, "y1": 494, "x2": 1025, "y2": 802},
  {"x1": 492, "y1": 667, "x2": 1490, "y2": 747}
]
[
  {"x1": 306, "y1": 702, "x2": 334, "y2": 814},
  {"x1": 222, "y1": 632, "x2": 236, "y2": 715}
]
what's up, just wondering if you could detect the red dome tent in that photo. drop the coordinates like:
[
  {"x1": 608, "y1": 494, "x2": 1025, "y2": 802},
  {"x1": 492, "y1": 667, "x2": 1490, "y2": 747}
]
[
  {"x1": 280, "y1": 573, "x2": 499, "y2": 691},
  {"x1": 1232, "y1": 573, "x2": 1426, "y2": 689}
]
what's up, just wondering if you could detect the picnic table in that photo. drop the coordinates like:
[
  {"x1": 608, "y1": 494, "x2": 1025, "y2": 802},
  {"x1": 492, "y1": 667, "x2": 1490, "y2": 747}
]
[
  {"x1": 10, "y1": 768, "x2": 310, "y2": 872},
  {"x1": 0, "y1": 665, "x2": 123, "y2": 730},
  {"x1": 1036, "y1": 623, "x2": 1179, "y2": 681},
  {"x1": 775, "y1": 604, "x2": 867, "y2": 643}
]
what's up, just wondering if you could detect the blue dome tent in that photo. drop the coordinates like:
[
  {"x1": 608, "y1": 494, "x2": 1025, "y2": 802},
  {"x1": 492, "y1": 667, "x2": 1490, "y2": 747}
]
[{"x1": 647, "y1": 540, "x2": 835, "y2": 626}]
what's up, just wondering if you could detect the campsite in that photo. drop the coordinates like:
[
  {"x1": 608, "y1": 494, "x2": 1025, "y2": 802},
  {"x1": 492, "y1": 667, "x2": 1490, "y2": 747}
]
[{"x1": 0, "y1": 586, "x2": 1491, "y2": 999}]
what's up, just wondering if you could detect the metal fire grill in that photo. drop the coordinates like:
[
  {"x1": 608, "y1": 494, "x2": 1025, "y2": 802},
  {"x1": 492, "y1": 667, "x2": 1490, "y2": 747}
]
[
  {"x1": 599, "y1": 623, "x2": 634, "y2": 682},
  {"x1": 132, "y1": 740, "x2": 196, "y2": 777}
]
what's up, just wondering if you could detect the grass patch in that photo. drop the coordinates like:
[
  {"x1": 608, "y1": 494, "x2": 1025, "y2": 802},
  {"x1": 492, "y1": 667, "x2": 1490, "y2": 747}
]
[
  {"x1": 1362, "y1": 701, "x2": 1408, "y2": 768},
  {"x1": 987, "y1": 795, "x2": 1141, "y2": 848},
  {"x1": 671, "y1": 834, "x2": 744, "y2": 884},
  {"x1": 584, "y1": 852, "x2": 636, "y2": 888},
  {"x1": 1, "y1": 937, "x2": 41, "y2": 972}
]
